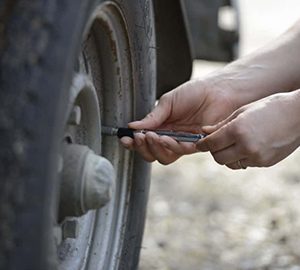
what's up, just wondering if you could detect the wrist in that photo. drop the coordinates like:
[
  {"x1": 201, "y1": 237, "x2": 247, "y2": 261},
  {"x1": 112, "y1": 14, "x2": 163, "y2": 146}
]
[
  {"x1": 277, "y1": 90, "x2": 300, "y2": 143},
  {"x1": 203, "y1": 56, "x2": 296, "y2": 109},
  {"x1": 201, "y1": 67, "x2": 258, "y2": 109}
]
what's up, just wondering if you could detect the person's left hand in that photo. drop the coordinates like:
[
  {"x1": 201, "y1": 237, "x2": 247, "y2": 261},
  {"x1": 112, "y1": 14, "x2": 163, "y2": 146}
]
[{"x1": 196, "y1": 92, "x2": 300, "y2": 169}]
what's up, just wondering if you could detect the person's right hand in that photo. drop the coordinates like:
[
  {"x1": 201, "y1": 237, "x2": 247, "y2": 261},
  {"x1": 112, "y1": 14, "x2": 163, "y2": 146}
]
[
  {"x1": 121, "y1": 18, "x2": 300, "y2": 165},
  {"x1": 120, "y1": 78, "x2": 242, "y2": 164}
]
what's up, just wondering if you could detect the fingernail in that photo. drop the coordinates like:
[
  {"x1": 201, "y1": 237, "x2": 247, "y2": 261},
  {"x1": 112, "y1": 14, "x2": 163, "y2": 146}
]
[
  {"x1": 147, "y1": 137, "x2": 154, "y2": 145},
  {"x1": 135, "y1": 137, "x2": 143, "y2": 147},
  {"x1": 120, "y1": 137, "x2": 131, "y2": 145}
]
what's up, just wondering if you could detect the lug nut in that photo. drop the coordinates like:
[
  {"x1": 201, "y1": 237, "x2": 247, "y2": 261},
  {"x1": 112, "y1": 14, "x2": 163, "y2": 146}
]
[
  {"x1": 59, "y1": 144, "x2": 115, "y2": 219},
  {"x1": 83, "y1": 152, "x2": 115, "y2": 211},
  {"x1": 62, "y1": 219, "x2": 79, "y2": 239}
]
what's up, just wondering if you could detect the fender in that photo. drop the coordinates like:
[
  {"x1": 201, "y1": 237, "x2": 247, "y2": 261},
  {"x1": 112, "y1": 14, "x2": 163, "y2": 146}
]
[{"x1": 153, "y1": 0, "x2": 193, "y2": 98}]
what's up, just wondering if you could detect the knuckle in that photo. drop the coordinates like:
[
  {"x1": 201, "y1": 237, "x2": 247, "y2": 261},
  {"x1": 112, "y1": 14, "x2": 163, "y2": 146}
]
[
  {"x1": 143, "y1": 156, "x2": 156, "y2": 163},
  {"x1": 157, "y1": 152, "x2": 179, "y2": 165},
  {"x1": 212, "y1": 153, "x2": 225, "y2": 165},
  {"x1": 242, "y1": 144, "x2": 269, "y2": 165},
  {"x1": 159, "y1": 93, "x2": 170, "y2": 104},
  {"x1": 158, "y1": 159, "x2": 172, "y2": 165},
  {"x1": 225, "y1": 164, "x2": 234, "y2": 170},
  {"x1": 231, "y1": 123, "x2": 247, "y2": 139},
  {"x1": 202, "y1": 139, "x2": 214, "y2": 152},
  {"x1": 224, "y1": 163, "x2": 235, "y2": 170},
  {"x1": 145, "y1": 111, "x2": 155, "y2": 119},
  {"x1": 145, "y1": 112, "x2": 160, "y2": 127},
  {"x1": 225, "y1": 124, "x2": 236, "y2": 138},
  {"x1": 243, "y1": 142, "x2": 260, "y2": 157},
  {"x1": 196, "y1": 141, "x2": 207, "y2": 152},
  {"x1": 226, "y1": 162, "x2": 239, "y2": 170}
]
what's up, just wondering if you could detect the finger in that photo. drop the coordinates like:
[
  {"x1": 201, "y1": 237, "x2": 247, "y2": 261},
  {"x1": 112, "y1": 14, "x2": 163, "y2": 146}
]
[
  {"x1": 202, "y1": 125, "x2": 218, "y2": 135},
  {"x1": 225, "y1": 161, "x2": 240, "y2": 170},
  {"x1": 226, "y1": 158, "x2": 249, "y2": 170},
  {"x1": 159, "y1": 135, "x2": 198, "y2": 155},
  {"x1": 196, "y1": 124, "x2": 235, "y2": 153},
  {"x1": 145, "y1": 132, "x2": 180, "y2": 165},
  {"x1": 212, "y1": 145, "x2": 246, "y2": 165},
  {"x1": 202, "y1": 110, "x2": 240, "y2": 134},
  {"x1": 120, "y1": 137, "x2": 135, "y2": 151},
  {"x1": 129, "y1": 95, "x2": 171, "y2": 130},
  {"x1": 133, "y1": 133, "x2": 156, "y2": 162}
]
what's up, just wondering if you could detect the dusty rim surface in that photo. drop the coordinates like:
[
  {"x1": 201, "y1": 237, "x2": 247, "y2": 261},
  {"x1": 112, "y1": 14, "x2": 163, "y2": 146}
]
[{"x1": 140, "y1": 1, "x2": 300, "y2": 269}]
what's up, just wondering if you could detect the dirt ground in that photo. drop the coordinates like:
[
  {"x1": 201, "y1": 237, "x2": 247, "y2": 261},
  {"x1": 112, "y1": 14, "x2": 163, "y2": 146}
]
[{"x1": 139, "y1": 1, "x2": 300, "y2": 269}]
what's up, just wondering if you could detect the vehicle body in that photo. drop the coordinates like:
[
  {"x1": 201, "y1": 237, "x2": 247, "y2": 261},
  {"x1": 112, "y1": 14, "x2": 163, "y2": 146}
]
[
  {"x1": 155, "y1": 0, "x2": 239, "y2": 97},
  {"x1": 0, "y1": 0, "x2": 238, "y2": 269}
]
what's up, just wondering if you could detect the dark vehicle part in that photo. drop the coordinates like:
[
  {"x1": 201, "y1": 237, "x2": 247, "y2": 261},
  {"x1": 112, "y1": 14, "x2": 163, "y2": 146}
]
[
  {"x1": 153, "y1": 0, "x2": 193, "y2": 98},
  {"x1": 182, "y1": 0, "x2": 239, "y2": 61},
  {"x1": 0, "y1": 1, "x2": 155, "y2": 270},
  {"x1": 154, "y1": 0, "x2": 240, "y2": 98}
]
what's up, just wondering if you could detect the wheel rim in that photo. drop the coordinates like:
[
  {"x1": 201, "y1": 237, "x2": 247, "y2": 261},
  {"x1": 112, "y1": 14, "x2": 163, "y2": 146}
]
[{"x1": 56, "y1": 2, "x2": 135, "y2": 269}]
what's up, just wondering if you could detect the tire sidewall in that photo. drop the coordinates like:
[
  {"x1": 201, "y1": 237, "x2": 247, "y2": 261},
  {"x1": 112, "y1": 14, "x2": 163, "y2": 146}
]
[
  {"x1": 112, "y1": 0, "x2": 156, "y2": 269},
  {"x1": 0, "y1": 0, "x2": 156, "y2": 270},
  {"x1": 0, "y1": 1, "x2": 97, "y2": 269}
]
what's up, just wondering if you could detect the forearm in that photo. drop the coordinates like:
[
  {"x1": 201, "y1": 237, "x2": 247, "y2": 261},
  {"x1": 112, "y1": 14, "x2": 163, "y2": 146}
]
[{"x1": 205, "y1": 19, "x2": 300, "y2": 107}]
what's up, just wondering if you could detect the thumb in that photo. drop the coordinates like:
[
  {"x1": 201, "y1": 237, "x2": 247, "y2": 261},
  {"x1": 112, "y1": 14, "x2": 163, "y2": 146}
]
[
  {"x1": 202, "y1": 110, "x2": 240, "y2": 134},
  {"x1": 129, "y1": 95, "x2": 171, "y2": 130}
]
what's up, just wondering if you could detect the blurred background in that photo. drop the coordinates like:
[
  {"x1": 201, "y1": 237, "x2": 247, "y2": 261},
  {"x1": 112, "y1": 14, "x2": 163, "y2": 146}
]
[{"x1": 140, "y1": 1, "x2": 300, "y2": 269}]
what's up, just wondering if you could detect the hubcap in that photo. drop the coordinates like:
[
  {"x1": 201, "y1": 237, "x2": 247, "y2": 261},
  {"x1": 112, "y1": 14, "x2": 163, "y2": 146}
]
[{"x1": 60, "y1": 143, "x2": 115, "y2": 219}]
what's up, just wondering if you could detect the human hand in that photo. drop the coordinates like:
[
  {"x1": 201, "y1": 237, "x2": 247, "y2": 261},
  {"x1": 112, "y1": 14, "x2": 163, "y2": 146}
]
[
  {"x1": 120, "y1": 79, "x2": 240, "y2": 164},
  {"x1": 197, "y1": 92, "x2": 300, "y2": 169}
]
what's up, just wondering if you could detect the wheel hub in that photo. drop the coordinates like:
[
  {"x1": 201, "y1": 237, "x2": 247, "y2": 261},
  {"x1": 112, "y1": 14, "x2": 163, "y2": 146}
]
[
  {"x1": 59, "y1": 72, "x2": 115, "y2": 220},
  {"x1": 59, "y1": 143, "x2": 115, "y2": 219}
]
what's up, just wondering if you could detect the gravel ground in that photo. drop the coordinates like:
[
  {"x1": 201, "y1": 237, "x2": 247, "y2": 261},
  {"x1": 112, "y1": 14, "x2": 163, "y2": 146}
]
[
  {"x1": 139, "y1": 1, "x2": 300, "y2": 269},
  {"x1": 140, "y1": 154, "x2": 300, "y2": 270}
]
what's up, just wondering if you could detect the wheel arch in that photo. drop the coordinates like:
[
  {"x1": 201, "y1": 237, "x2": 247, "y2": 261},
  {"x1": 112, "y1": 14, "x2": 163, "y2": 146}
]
[{"x1": 153, "y1": 0, "x2": 193, "y2": 98}]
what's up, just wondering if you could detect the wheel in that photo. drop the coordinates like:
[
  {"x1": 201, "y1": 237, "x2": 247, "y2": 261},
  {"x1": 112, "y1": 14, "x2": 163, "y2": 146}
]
[{"x1": 0, "y1": 1, "x2": 156, "y2": 270}]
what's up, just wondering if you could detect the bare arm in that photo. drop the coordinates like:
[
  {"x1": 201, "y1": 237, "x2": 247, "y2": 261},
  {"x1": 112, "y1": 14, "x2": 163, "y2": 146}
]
[
  {"x1": 121, "y1": 19, "x2": 300, "y2": 165},
  {"x1": 210, "y1": 19, "x2": 300, "y2": 107}
]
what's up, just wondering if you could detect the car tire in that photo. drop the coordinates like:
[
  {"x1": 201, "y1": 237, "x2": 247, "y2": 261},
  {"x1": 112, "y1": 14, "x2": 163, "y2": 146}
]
[{"x1": 0, "y1": 0, "x2": 156, "y2": 269}]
